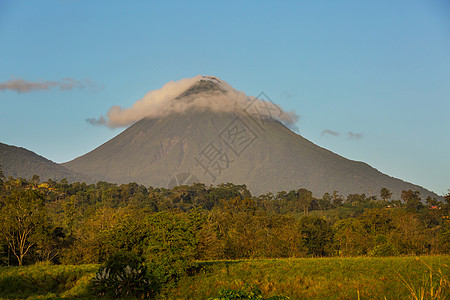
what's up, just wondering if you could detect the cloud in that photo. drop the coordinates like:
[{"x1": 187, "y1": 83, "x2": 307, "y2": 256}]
[
  {"x1": 348, "y1": 132, "x2": 363, "y2": 140},
  {"x1": 281, "y1": 91, "x2": 295, "y2": 99},
  {"x1": 321, "y1": 129, "x2": 341, "y2": 137},
  {"x1": 86, "y1": 116, "x2": 107, "y2": 126},
  {"x1": 89, "y1": 75, "x2": 299, "y2": 129},
  {"x1": 321, "y1": 129, "x2": 363, "y2": 141},
  {"x1": 0, "y1": 77, "x2": 103, "y2": 93}
]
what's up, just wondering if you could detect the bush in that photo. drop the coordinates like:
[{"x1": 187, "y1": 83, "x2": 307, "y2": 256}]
[
  {"x1": 103, "y1": 251, "x2": 143, "y2": 275},
  {"x1": 91, "y1": 211, "x2": 200, "y2": 298},
  {"x1": 91, "y1": 252, "x2": 159, "y2": 298}
]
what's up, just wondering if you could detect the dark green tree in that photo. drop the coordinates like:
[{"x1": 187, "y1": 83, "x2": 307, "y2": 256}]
[
  {"x1": 425, "y1": 196, "x2": 439, "y2": 208},
  {"x1": 298, "y1": 216, "x2": 334, "y2": 256},
  {"x1": 331, "y1": 190, "x2": 344, "y2": 207},
  {"x1": 346, "y1": 193, "x2": 367, "y2": 206},
  {"x1": 318, "y1": 192, "x2": 332, "y2": 210},
  {"x1": 296, "y1": 188, "x2": 314, "y2": 214},
  {"x1": 143, "y1": 211, "x2": 197, "y2": 284},
  {"x1": 334, "y1": 218, "x2": 369, "y2": 256},
  {"x1": 444, "y1": 191, "x2": 450, "y2": 212},
  {"x1": 380, "y1": 187, "x2": 392, "y2": 203},
  {"x1": 401, "y1": 190, "x2": 423, "y2": 212},
  {"x1": 0, "y1": 164, "x2": 4, "y2": 187},
  {"x1": 360, "y1": 209, "x2": 395, "y2": 237}
]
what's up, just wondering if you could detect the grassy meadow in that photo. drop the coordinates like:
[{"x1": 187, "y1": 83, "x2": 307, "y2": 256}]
[
  {"x1": 0, "y1": 256, "x2": 448, "y2": 299},
  {"x1": 0, "y1": 262, "x2": 97, "y2": 299}
]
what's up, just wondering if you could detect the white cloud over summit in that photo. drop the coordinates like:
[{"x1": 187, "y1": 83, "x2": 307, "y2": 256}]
[{"x1": 88, "y1": 75, "x2": 299, "y2": 129}]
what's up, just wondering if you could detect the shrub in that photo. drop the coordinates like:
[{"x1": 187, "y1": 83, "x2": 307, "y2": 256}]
[
  {"x1": 91, "y1": 252, "x2": 159, "y2": 298},
  {"x1": 91, "y1": 210, "x2": 200, "y2": 298},
  {"x1": 103, "y1": 251, "x2": 142, "y2": 275}
]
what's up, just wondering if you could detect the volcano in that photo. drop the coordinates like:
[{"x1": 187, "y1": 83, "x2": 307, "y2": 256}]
[{"x1": 63, "y1": 76, "x2": 437, "y2": 198}]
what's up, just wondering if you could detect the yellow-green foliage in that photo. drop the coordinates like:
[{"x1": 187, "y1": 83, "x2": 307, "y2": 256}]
[
  {"x1": 0, "y1": 256, "x2": 448, "y2": 299},
  {"x1": 0, "y1": 262, "x2": 97, "y2": 299},
  {"x1": 170, "y1": 256, "x2": 449, "y2": 299}
]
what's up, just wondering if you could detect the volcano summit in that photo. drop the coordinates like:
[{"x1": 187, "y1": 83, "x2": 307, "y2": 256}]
[{"x1": 64, "y1": 76, "x2": 436, "y2": 198}]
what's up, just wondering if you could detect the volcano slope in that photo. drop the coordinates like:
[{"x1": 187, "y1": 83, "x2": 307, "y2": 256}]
[
  {"x1": 0, "y1": 142, "x2": 89, "y2": 182},
  {"x1": 64, "y1": 77, "x2": 437, "y2": 199}
]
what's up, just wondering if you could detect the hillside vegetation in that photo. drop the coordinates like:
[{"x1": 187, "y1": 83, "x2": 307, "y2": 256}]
[
  {"x1": 0, "y1": 171, "x2": 449, "y2": 298},
  {"x1": 0, "y1": 256, "x2": 448, "y2": 299}
]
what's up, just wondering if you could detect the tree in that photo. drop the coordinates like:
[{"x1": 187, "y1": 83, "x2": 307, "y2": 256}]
[
  {"x1": 143, "y1": 211, "x2": 197, "y2": 284},
  {"x1": 331, "y1": 190, "x2": 343, "y2": 207},
  {"x1": 35, "y1": 226, "x2": 67, "y2": 263},
  {"x1": 220, "y1": 196, "x2": 257, "y2": 214},
  {"x1": 298, "y1": 216, "x2": 334, "y2": 256},
  {"x1": 390, "y1": 211, "x2": 428, "y2": 255},
  {"x1": 425, "y1": 196, "x2": 439, "y2": 208},
  {"x1": 334, "y1": 218, "x2": 369, "y2": 256},
  {"x1": 346, "y1": 193, "x2": 367, "y2": 206},
  {"x1": 31, "y1": 175, "x2": 40, "y2": 186},
  {"x1": 444, "y1": 191, "x2": 450, "y2": 212},
  {"x1": 0, "y1": 164, "x2": 4, "y2": 186},
  {"x1": 318, "y1": 193, "x2": 332, "y2": 210},
  {"x1": 401, "y1": 190, "x2": 423, "y2": 212},
  {"x1": 360, "y1": 209, "x2": 395, "y2": 237},
  {"x1": 296, "y1": 188, "x2": 313, "y2": 214},
  {"x1": 445, "y1": 191, "x2": 450, "y2": 202},
  {"x1": 207, "y1": 183, "x2": 252, "y2": 204},
  {"x1": 0, "y1": 189, "x2": 47, "y2": 265},
  {"x1": 380, "y1": 187, "x2": 392, "y2": 203}
]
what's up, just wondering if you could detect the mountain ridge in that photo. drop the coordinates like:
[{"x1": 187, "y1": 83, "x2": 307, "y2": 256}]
[{"x1": 0, "y1": 142, "x2": 90, "y2": 182}]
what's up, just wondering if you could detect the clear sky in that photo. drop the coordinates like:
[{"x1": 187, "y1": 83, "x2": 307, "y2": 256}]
[{"x1": 0, "y1": 1, "x2": 449, "y2": 195}]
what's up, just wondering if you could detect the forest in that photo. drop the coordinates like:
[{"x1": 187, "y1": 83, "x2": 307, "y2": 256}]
[{"x1": 0, "y1": 165, "x2": 449, "y2": 298}]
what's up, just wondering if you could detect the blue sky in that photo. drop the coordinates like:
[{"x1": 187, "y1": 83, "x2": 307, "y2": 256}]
[{"x1": 0, "y1": 1, "x2": 449, "y2": 195}]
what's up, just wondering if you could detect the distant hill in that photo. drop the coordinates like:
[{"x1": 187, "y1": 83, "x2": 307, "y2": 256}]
[
  {"x1": 0, "y1": 142, "x2": 89, "y2": 182},
  {"x1": 63, "y1": 76, "x2": 440, "y2": 200}
]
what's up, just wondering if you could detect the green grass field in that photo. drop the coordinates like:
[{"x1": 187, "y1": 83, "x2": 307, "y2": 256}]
[
  {"x1": 171, "y1": 256, "x2": 450, "y2": 299},
  {"x1": 0, "y1": 256, "x2": 448, "y2": 299},
  {"x1": 0, "y1": 262, "x2": 97, "y2": 299}
]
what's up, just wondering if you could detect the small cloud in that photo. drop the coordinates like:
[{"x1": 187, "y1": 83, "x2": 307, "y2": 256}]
[
  {"x1": 281, "y1": 91, "x2": 295, "y2": 99},
  {"x1": 86, "y1": 116, "x2": 107, "y2": 126},
  {"x1": 321, "y1": 129, "x2": 341, "y2": 137},
  {"x1": 0, "y1": 77, "x2": 103, "y2": 93},
  {"x1": 348, "y1": 132, "x2": 363, "y2": 140}
]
